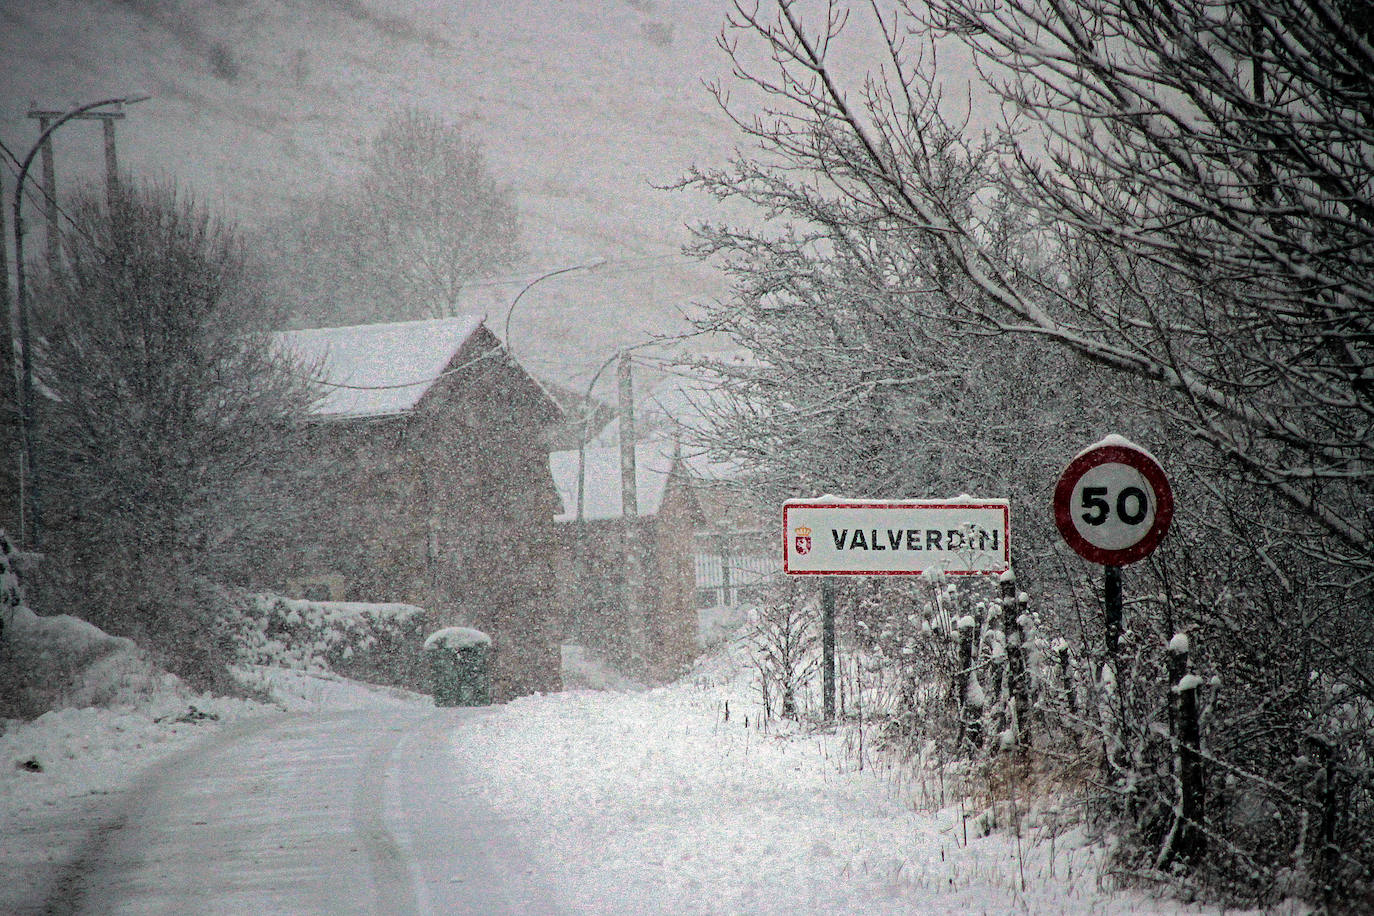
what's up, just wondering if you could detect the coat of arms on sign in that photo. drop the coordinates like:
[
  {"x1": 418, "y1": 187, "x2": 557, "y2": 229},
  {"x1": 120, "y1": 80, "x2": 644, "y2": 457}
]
[{"x1": 793, "y1": 525, "x2": 812, "y2": 555}]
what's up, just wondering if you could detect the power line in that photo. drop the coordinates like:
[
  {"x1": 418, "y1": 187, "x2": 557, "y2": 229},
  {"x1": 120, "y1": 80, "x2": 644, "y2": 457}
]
[{"x1": 0, "y1": 138, "x2": 99, "y2": 248}]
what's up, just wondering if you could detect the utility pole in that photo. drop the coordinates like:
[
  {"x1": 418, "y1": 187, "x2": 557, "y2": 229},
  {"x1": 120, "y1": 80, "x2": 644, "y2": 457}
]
[
  {"x1": 618, "y1": 353, "x2": 648, "y2": 673},
  {"x1": 27, "y1": 104, "x2": 130, "y2": 226}
]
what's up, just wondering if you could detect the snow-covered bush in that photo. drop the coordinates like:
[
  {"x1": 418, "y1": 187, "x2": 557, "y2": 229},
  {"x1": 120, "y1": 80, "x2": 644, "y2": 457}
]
[
  {"x1": 32, "y1": 184, "x2": 317, "y2": 695},
  {"x1": 227, "y1": 594, "x2": 431, "y2": 690},
  {"x1": 0, "y1": 606, "x2": 169, "y2": 717},
  {"x1": 1, "y1": 531, "x2": 170, "y2": 719},
  {"x1": 0, "y1": 530, "x2": 23, "y2": 638}
]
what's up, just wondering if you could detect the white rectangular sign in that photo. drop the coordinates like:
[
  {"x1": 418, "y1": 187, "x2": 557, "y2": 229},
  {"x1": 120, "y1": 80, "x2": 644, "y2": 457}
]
[{"x1": 783, "y1": 498, "x2": 1010, "y2": 576}]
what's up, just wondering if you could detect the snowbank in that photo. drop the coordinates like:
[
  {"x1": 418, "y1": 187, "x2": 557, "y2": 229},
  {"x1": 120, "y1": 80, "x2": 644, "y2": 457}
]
[
  {"x1": 1, "y1": 603, "x2": 172, "y2": 719},
  {"x1": 448, "y1": 642, "x2": 1221, "y2": 915}
]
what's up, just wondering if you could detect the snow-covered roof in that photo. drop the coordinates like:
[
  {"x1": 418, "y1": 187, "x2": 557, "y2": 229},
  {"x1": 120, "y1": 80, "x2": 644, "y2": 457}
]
[
  {"x1": 275, "y1": 316, "x2": 485, "y2": 419},
  {"x1": 549, "y1": 444, "x2": 678, "y2": 522}
]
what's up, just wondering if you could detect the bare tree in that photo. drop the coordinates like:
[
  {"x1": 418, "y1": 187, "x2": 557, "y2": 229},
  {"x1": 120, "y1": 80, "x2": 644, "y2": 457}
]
[
  {"x1": 687, "y1": 1, "x2": 1374, "y2": 903},
  {"x1": 269, "y1": 109, "x2": 524, "y2": 325},
  {"x1": 34, "y1": 183, "x2": 317, "y2": 687},
  {"x1": 703, "y1": 0, "x2": 1371, "y2": 572}
]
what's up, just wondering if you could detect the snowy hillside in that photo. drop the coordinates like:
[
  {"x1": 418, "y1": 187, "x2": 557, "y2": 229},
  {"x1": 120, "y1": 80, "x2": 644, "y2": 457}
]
[{"x1": 0, "y1": 0, "x2": 746, "y2": 386}]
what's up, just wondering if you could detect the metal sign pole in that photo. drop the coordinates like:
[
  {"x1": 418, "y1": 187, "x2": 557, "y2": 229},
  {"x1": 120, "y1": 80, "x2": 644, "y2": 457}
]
[
  {"x1": 1104, "y1": 564, "x2": 1122, "y2": 661},
  {"x1": 821, "y1": 576, "x2": 836, "y2": 722}
]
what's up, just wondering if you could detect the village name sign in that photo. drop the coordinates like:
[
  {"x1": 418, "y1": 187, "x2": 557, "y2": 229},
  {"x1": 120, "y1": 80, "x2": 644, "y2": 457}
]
[{"x1": 783, "y1": 498, "x2": 1011, "y2": 576}]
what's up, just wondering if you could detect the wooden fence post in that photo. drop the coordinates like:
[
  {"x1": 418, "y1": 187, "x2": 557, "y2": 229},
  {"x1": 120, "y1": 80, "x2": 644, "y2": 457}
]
[
  {"x1": 1309, "y1": 735, "x2": 1341, "y2": 905},
  {"x1": 1167, "y1": 634, "x2": 1206, "y2": 866},
  {"x1": 1000, "y1": 572, "x2": 1031, "y2": 752},
  {"x1": 957, "y1": 613, "x2": 983, "y2": 749},
  {"x1": 1055, "y1": 639, "x2": 1077, "y2": 717}
]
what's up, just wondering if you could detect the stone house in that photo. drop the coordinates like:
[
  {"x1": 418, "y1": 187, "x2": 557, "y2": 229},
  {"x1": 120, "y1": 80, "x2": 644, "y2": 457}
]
[{"x1": 271, "y1": 316, "x2": 564, "y2": 700}]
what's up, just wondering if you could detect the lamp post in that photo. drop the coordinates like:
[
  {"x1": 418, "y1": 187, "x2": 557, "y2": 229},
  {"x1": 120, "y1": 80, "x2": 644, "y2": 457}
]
[
  {"x1": 500, "y1": 258, "x2": 604, "y2": 363},
  {"x1": 10, "y1": 94, "x2": 149, "y2": 548}
]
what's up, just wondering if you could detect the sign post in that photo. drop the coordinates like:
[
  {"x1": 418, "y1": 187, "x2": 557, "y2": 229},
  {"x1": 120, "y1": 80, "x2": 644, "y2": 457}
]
[
  {"x1": 1053, "y1": 435, "x2": 1174, "y2": 663},
  {"x1": 820, "y1": 578, "x2": 836, "y2": 721},
  {"x1": 784, "y1": 497, "x2": 1012, "y2": 721}
]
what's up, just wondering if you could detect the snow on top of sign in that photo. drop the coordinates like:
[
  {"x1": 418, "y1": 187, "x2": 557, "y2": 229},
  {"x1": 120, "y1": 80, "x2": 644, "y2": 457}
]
[
  {"x1": 275, "y1": 316, "x2": 485, "y2": 419},
  {"x1": 1070, "y1": 433, "x2": 1163, "y2": 466},
  {"x1": 548, "y1": 443, "x2": 677, "y2": 522}
]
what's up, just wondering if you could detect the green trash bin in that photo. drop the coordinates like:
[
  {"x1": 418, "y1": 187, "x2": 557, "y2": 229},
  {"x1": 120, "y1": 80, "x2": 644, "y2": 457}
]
[{"x1": 424, "y1": 626, "x2": 492, "y2": 706}]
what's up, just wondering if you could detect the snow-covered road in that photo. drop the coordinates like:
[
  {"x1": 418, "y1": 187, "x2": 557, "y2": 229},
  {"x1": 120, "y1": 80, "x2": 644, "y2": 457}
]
[
  {"x1": 5, "y1": 656, "x2": 1231, "y2": 915},
  {"x1": 46, "y1": 709, "x2": 555, "y2": 915}
]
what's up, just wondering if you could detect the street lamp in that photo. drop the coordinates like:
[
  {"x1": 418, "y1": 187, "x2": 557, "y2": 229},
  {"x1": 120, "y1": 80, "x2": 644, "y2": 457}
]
[
  {"x1": 10, "y1": 94, "x2": 150, "y2": 548},
  {"x1": 500, "y1": 258, "x2": 604, "y2": 364}
]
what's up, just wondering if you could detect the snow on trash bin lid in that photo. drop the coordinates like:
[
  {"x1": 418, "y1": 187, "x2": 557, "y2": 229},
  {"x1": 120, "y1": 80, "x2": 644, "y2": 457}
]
[{"x1": 424, "y1": 626, "x2": 491, "y2": 650}]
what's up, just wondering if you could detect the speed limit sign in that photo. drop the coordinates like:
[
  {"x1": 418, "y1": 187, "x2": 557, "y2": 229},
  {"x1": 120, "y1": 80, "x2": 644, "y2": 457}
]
[{"x1": 1053, "y1": 435, "x2": 1174, "y2": 566}]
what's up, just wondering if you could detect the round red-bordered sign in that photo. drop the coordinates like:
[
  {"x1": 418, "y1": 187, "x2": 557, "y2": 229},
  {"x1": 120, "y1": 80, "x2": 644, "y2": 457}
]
[{"x1": 1053, "y1": 439, "x2": 1173, "y2": 566}]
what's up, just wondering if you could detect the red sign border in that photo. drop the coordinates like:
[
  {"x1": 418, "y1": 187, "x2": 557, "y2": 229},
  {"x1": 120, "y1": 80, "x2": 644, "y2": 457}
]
[
  {"x1": 783, "y1": 501, "x2": 1011, "y2": 577},
  {"x1": 1053, "y1": 444, "x2": 1174, "y2": 566}
]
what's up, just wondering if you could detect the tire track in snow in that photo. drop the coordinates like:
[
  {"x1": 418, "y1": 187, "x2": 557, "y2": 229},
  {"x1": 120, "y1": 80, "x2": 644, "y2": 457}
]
[
  {"x1": 45, "y1": 710, "x2": 429, "y2": 915},
  {"x1": 353, "y1": 712, "x2": 421, "y2": 916}
]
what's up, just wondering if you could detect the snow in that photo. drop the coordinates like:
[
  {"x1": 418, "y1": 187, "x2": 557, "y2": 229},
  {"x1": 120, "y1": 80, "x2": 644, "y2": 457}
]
[
  {"x1": 561, "y1": 643, "x2": 644, "y2": 692},
  {"x1": 1069, "y1": 433, "x2": 1165, "y2": 467},
  {"x1": 261, "y1": 595, "x2": 428, "y2": 625},
  {"x1": 231, "y1": 594, "x2": 430, "y2": 678},
  {"x1": 446, "y1": 642, "x2": 1225, "y2": 915},
  {"x1": 424, "y1": 626, "x2": 491, "y2": 650},
  {"x1": 275, "y1": 315, "x2": 484, "y2": 418},
  {"x1": 2, "y1": 604, "x2": 175, "y2": 712},
  {"x1": 799, "y1": 494, "x2": 1010, "y2": 507},
  {"x1": 1169, "y1": 633, "x2": 1191, "y2": 654},
  {"x1": 6, "y1": 605, "x2": 134, "y2": 660},
  {"x1": 0, "y1": 663, "x2": 426, "y2": 912},
  {"x1": 0, "y1": 692, "x2": 249, "y2": 911},
  {"x1": 965, "y1": 673, "x2": 988, "y2": 709},
  {"x1": 1175, "y1": 674, "x2": 1205, "y2": 693},
  {"x1": 0, "y1": 628, "x2": 1243, "y2": 914}
]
